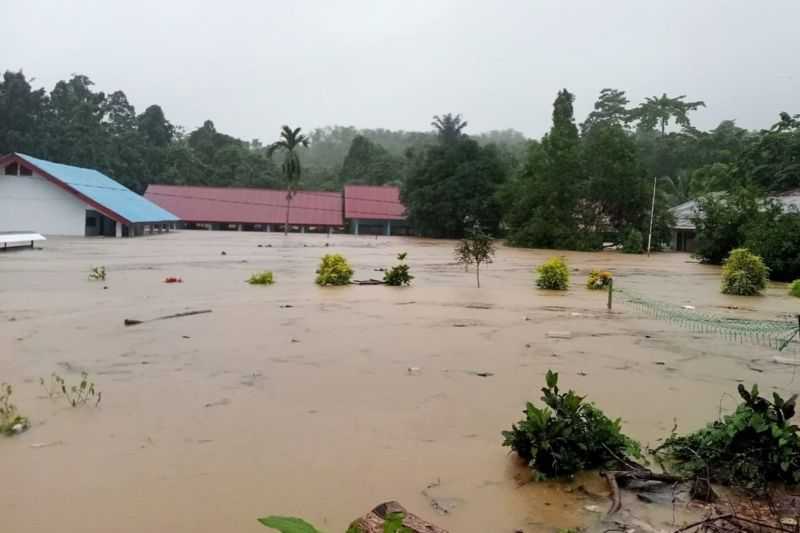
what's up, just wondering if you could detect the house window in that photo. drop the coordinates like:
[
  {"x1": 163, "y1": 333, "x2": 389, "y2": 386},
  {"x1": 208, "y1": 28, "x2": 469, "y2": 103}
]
[{"x1": 4, "y1": 162, "x2": 18, "y2": 175}]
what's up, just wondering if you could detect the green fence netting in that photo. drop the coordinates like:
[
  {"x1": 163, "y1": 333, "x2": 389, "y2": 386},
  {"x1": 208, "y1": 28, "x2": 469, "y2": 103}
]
[{"x1": 617, "y1": 289, "x2": 800, "y2": 353}]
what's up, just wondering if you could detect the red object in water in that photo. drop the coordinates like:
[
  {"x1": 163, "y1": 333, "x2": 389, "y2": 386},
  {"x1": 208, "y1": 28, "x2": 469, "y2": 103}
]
[{"x1": 164, "y1": 277, "x2": 183, "y2": 283}]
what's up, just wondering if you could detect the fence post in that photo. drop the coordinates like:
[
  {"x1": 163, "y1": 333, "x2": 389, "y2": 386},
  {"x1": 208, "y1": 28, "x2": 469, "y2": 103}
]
[{"x1": 607, "y1": 278, "x2": 614, "y2": 311}]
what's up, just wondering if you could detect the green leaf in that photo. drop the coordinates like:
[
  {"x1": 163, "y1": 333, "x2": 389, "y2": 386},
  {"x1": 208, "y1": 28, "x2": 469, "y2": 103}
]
[
  {"x1": 257, "y1": 516, "x2": 322, "y2": 533},
  {"x1": 383, "y1": 512, "x2": 410, "y2": 533},
  {"x1": 545, "y1": 370, "x2": 558, "y2": 389}
]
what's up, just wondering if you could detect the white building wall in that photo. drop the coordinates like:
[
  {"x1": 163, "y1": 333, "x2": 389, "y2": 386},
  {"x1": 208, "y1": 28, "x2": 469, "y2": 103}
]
[{"x1": 0, "y1": 171, "x2": 89, "y2": 236}]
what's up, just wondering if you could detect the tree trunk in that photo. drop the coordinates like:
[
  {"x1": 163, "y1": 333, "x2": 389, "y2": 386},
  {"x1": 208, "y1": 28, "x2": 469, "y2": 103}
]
[
  {"x1": 284, "y1": 188, "x2": 292, "y2": 236},
  {"x1": 348, "y1": 501, "x2": 448, "y2": 533},
  {"x1": 476, "y1": 262, "x2": 481, "y2": 288}
]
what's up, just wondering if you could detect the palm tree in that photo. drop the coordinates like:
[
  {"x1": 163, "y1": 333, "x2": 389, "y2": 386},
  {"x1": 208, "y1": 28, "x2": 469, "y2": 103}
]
[
  {"x1": 630, "y1": 94, "x2": 705, "y2": 135},
  {"x1": 431, "y1": 113, "x2": 468, "y2": 142},
  {"x1": 267, "y1": 126, "x2": 309, "y2": 235}
]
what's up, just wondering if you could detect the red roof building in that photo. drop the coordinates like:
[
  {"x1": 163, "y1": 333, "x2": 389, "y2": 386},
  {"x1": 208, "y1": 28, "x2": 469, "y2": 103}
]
[
  {"x1": 144, "y1": 185, "x2": 343, "y2": 229},
  {"x1": 343, "y1": 185, "x2": 407, "y2": 235}
]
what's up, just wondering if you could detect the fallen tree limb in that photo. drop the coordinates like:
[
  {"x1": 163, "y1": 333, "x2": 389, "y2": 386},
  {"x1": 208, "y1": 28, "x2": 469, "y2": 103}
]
[
  {"x1": 602, "y1": 471, "x2": 622, "y2": 515},
  {"x1": 351, "y1": 279, "x2": 385, "y2": 285},
  {"x1": 602, "y1": 468, "x2": 688, "y2": 515},
  {"x1": 124, "y1": 309, "x2": 212, "y2": 326},
  {"x1": 348, "y1": 501, "x2": 449, "y2": 533}
]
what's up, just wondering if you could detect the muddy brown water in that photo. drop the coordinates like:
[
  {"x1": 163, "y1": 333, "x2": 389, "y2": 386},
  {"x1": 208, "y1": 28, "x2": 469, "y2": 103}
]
[{"x1": 1, "y1": 232, "x2": 798, "y2": 533}]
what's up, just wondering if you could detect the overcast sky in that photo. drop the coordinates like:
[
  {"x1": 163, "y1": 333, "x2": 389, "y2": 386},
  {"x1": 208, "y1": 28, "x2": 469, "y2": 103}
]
[{"x1": 4, "y1": 0, "x2": 799, "y2": 141}]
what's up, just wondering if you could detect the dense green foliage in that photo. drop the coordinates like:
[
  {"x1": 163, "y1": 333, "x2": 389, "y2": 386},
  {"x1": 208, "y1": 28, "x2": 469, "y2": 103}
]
[
  {"x1": 315, "y1": 254, "x2": 353, "y2": 286},
  {"x1": 586, "y1": 269, "x2": 613, "y2": 290},
  {"x1": 454, "y1": 223, "x2": 496, "y2": 288},
  {"x1": 502, "y1": 371, "x2": 640, "y2": 478},
  {"x1": 790, "y1": 279, "x2": 800, "y2": 298},
  {"x1": 247, "y1": 271, "x2": 275, "y2": 285},
  {"x1": 383, "y1": 253, "x2": 413, "y2": 287},
  {"x1": 621, "y1": 228, "x2": 644, "y2": 254},
  {"x1": 402, "y1": 114, "x2": 507, "y2": 238},
  {"x1": 693, "y1": 188, "x2": 800, "y2": 281},
  {"x1": 720, "y1": 248, "x2": 769, "y2": 295},
  {"x1": 2, "y1": 70, "x2": 797, "y2": 249},
  {"x1": 659, "y1": 384, "x2": 799, "y2": 490},
  {"x1": 536, "y1": 257, "x2": 570, "y2": 290}
]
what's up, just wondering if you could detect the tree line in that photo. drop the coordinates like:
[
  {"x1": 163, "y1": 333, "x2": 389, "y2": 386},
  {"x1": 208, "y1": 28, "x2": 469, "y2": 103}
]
[{"x1": 1, "y1": 69, "x2": 798, "y2": 279}]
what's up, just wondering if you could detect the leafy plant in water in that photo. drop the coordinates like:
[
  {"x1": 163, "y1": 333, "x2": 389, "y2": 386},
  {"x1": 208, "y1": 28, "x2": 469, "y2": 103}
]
[
  {"x1": 536, "y1": 257, "x2": 570, "y2": 290},
  {"x1": 586, "y1": 269, "x2": 613, "y2": 290},
  {"x1": 502, "y1": 370, "x2": 640, "y2": 478},
  {"x1": 657, "y1": 383, "x2": 799, "y2": 491},
  {"x1": 88, "y1": 266, "x2": 107, "y2": 281},
  {"x1": 40, "y1": 372, "x2": 101, "y2": 407},
  {"x1": 258, "y1": 511, "x2": 411, "y2": 533},
  {"x1": 789, "y1": 279, "x2": 800, "y2": 298},
  {"x1": 315, "y1": 254, "x2": 353, "y2": 286},
  {"x1": 248, "y1": 271, "x2": 275, "y2": 285},
  {"x1": 454, "y1": 222, "x2": 495, "y2": 288},
  {"x1": 383, "y1": 252, "x2": 413, "y2": 287},
  {"x1": 721, "y1": 248, "x2": 768, "y2": 296},
  {"x1": 622, "y1": 227, "x2": 644, "y2": 254},
  {"x1": 0, "y1": 383, "x2": 30, "y2": 436}
]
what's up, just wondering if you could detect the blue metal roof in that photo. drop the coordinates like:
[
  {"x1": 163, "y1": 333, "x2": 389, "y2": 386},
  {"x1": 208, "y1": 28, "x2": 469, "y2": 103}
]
[{"x1": 16, "y1": 153, "x2": 179, "y2": 223}]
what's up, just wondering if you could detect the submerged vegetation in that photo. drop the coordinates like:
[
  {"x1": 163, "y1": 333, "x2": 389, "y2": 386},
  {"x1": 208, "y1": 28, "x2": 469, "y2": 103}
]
[
  {"x1": 40, "y1": 372, "x2": 101, "y2": 408},
  {"x1": 0, "y1": 383, "x2": 29, "y2": 436},
  {"x1": 658, "y1": 384, "x2": 799, "y2": 490},
  {"x1": 315, "y1": 254, "x2": 354, "y2": 286},
  {"x1": 383, "y1": 252, "x2": 413, "y2": 287},
  {"x1": 248, "y1": 271, "x2": 275, "y2": 285},
  {"x1": 88, "y1": 266, "x2": 107, "y2": 281},
  {"x1": 536, "y1": 257, "x2": 570, "y2": 290},
  {"x1": 721, "y1": 248, "x2": 769, "y2": 296},
  {"x1": 454, "y1": 223, "x2": 495, "y2": 288},
  {"x1": 259, "y1": 510, "x2": 413, "y2": 533},
  {"x1": 502, "y1": 371, "x2": 640, "y2": 478},
  {"x1": 586, "y1": 269, "x2": 613, "y2": 290}
]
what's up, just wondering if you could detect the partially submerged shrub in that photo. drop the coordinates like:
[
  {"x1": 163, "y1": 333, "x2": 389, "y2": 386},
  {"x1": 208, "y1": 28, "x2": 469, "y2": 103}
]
[
  {"x1": 88, "y1": 266, "x2": 107, "y2": 281},
  {"x1": 622, "y1": 228, "x2": 644, "y2": 254},
  {"x1": 259, "y1": 510, "x2": 411, "y2": 533},
  {"x1": 454, "y1": 224, "x2": 495, "y2": 288},
  {"x1": 586, "y1": 269, "x2": 613, "y2": 290},
  {"x1": 658, "y1": 384, "x2": 799, "y2": 490},
  {"x1": 384, "y1": 252, "x2": 413, "y2": 287},
  {"x1": 721, "y1": 248, "x2": 768, "y2": 296},
  {"x1": 248, "y1": 271, "x2": 275, "y2": 285},
  {"x1": 40, "y1": 372, "x2": 101, "y2": 408},
  {"x1": 0, "y1": 383, "x2": 30, "y2": 436},
  {"x1": 502, "y1": 370, "x2": 640, "y2": 478},
  {"x1": 536, "y1": 257, "x2": 570, "y2": 290},
  {"x1": 315, "y1": 254, "x2": 353, "y2": 286},
  {"x1": 790, "y1": 279, "x2": 800, "y2": 298}
]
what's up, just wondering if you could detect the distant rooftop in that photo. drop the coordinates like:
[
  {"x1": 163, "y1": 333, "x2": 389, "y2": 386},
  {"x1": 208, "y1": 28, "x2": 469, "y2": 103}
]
[{"x1": 343, "y1": 184, "x2": 406, "y2": 221}]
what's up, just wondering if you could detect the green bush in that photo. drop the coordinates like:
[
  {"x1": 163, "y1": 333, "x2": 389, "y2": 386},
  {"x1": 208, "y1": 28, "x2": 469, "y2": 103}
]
[
  {"x1": 586, "y1": 269, "x2": 613, "y2": 290},
  {"x1": 721, "y1": 248, "x2": 768, "y2": 295},
  {"x1": 247, "y1": 271, "x2": 275, "y2": 285},
  {"x1": 383, "y1": 253, "x2": 413, "y2": 287},
  {"x1": 502, "y1": 371, "x2": 640, "y2": 479},
  {"x1": 621, "y1": 228, "x2": 643, "y2": 254},
  {"x1": 658, "y1": 384, "x2": 799, "y2": 490},
  {"x1": 0, "y1": 383, "x2": 29, "y2": 436},
  {"x1": 790, "y1": 279, "x2": 800, "y2": 298},
  {"x1": 315, "y1": 254, "x2": 353, "y2": 286},
  {"x1": 536, "y1": 257, "x2": 569, "y2": 290}
]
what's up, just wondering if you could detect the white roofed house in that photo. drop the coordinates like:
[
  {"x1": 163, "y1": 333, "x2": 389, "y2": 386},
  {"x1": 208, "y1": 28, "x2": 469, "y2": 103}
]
[
  {"x1": 0, "y1": 153, "x2": 179, "y2": 239},
  {"x1": 668, "y1": 189, "x2": 800, "y2": 252}
]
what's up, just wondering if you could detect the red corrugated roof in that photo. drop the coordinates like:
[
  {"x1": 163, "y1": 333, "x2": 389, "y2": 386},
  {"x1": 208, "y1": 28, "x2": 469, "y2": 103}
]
[
  {"x1": 144, "y1": 185, "x2": 343, "y2": 226},
  {"x1": 344, "y1": 185, "x2": 406, "y2": 221}
]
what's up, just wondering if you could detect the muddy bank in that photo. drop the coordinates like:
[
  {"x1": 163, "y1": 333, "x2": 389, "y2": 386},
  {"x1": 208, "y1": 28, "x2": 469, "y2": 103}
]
[{"x1": 1, "y1": 232, "x2": 797, "y2": 533}]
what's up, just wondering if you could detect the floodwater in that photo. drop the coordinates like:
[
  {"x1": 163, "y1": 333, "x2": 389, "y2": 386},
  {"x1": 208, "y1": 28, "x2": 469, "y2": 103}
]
[{"x1": 1, "y1": 232, "x2": 797, "y2": 533}]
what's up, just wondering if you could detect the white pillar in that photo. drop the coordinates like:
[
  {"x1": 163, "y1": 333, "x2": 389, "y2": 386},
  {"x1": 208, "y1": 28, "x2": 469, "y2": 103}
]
[{"x1": 115, "y1": 223, "x2": 122, "y2": 238}]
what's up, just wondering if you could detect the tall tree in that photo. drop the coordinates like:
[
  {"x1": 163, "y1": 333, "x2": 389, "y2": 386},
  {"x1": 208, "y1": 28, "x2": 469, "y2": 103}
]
[
  {"x1": 403, "y1": 115, "x2": 507, "y2": 238},
  {"x1": 267, "y1": 126, "x2": 309, "y2": 235},
  {"x1": 506, "y1": 89, "x2": 590, "y2": 249},
  {"x1": 339, "y1": 135, "x2": 400, "y2": 185},
  {"x1": 0, "y1": 70, "x2": 48, "y2": 155},
  {"x1": 581, "y1": 88, "x2": 630, "y2": 133},
  {"x1": 630, "y1": 93, "x2": 706, "y2": 135},
  {"x1": 735, "y1": 112, "x2": 800, "y2": 191},
  {"x1": 432, "y1": 113, "x2": 468, "y2": 142}
]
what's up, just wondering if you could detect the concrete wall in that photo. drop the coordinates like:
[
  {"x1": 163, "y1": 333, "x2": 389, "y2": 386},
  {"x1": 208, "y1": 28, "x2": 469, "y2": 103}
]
[{"x1": 0, "y1": 171, "x2": 89, "y2": 236}]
